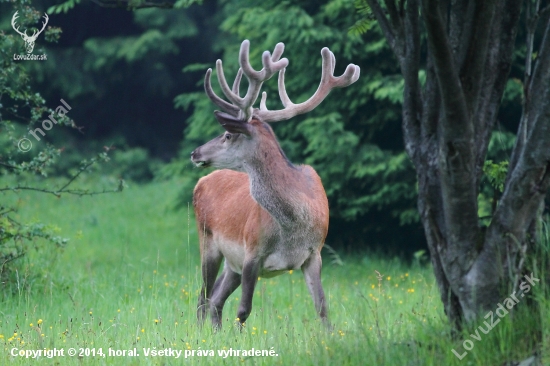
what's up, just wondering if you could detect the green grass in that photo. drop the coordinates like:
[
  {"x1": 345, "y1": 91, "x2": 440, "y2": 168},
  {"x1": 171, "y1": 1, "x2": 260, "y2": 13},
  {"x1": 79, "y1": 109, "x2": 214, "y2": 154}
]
[{"x1": 0, "y1": 180, "x2": 548, "y2": 365}]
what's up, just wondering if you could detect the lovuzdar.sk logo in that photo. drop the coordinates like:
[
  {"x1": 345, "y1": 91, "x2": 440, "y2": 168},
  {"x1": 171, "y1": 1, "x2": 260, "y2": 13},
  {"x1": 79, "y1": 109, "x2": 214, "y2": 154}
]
[{"x1": 11, "y1": 11, "x2": 48, "y2": 61}]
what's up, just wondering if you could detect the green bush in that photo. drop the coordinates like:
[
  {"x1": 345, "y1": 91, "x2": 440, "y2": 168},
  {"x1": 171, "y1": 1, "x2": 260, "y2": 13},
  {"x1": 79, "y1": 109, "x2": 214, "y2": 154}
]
[
  {"x1": 0, "y1": 0, "x2": 121, "y2": 291},
  {"x1": 110, "y1": 147, "x2": 159, "y2": 183}
]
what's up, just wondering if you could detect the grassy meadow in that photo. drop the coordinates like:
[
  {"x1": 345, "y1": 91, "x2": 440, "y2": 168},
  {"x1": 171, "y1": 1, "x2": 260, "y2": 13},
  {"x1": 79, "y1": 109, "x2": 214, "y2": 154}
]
[{"x1": 0, "y1": 180, "x2": 548, "y2": 365}]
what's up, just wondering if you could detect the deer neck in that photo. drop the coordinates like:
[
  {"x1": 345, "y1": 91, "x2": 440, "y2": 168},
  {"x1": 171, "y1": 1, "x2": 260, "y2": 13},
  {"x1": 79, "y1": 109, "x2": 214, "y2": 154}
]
[{"x1": 244, "y1": 141, "x2": 306, "y2": 229}]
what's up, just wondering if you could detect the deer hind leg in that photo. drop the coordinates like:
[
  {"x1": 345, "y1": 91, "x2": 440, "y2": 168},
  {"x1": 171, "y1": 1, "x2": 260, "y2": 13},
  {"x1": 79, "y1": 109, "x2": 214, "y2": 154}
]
[
  {"x1": 302, "y1": 251, "x2": 329, "y2": 326},
  {"x1": 197, "y1": 235, "x2": 222, "y2": 326},
  {"x1": 210, "y1": 262, "x2": 241, "y2": 329}
]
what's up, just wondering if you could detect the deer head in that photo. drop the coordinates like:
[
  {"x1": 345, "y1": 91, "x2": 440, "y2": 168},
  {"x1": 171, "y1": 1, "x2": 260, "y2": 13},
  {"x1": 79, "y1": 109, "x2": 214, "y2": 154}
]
[
  {"x1": 12, "y1": 11, "x2": 49, "y2": 54},
  {"x1": 191, "y1": 39, "x2": 360, "y2": 170}
]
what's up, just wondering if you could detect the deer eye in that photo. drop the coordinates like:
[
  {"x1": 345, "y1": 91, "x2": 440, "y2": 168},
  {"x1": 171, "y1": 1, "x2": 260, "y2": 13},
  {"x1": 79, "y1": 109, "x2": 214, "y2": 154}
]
[{"x1": 225, "y1": 134, "x2": 232, "y2": 141}]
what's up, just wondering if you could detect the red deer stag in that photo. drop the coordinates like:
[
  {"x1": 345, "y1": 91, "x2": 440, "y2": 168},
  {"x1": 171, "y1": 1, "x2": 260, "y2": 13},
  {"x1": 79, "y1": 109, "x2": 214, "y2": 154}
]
[{"x1": 191, "y1": 40, "x2": 360, "y2": 328}]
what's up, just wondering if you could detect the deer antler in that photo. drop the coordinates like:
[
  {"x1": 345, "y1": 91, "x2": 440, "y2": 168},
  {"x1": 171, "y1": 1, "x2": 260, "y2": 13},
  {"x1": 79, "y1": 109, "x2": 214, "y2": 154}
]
[
  {"x1": 11, "y1": 11, "x2": 26, "y2": 37},
  {"x1": 205, "y1": 40, "x2": 288, "y2": 122},
  {"x1": 31, "y1": 13, "x2": 49, "y2": 40},
  {"x1": 11, "y1": 12, "x2": 49, "y2": 40},
  {"x1": 257, "y1": 47, "x2": 360, "y2": 122},
  {"x1": 204, "y1": 40, "x2": 360, "y2": 123}
]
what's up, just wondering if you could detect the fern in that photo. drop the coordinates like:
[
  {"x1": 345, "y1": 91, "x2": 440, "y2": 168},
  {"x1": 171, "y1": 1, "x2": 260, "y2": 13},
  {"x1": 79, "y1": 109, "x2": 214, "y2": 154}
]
[
  {"x1": 349, "y1": 0, "x2": 375, "y2": 36},
  {"x1": 323, "y1": 244, "x2": 344, "y2": 266},
  {"x1": 483, "y1": 160, "x2": 509, "y2": 193},
  {"x1": 47, "y1": 0, "x2": 81, "y2": 14}
]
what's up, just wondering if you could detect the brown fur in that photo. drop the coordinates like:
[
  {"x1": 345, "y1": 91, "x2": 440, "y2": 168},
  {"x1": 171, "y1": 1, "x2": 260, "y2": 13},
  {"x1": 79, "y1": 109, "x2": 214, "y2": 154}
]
[
  {"x1": 193, "y1": 169, "x2": 273, "y2": 252},
  {"x1": 192, "y1": 117, "x2": 330, "y2": 328},
  {"x1": 193, "y1": 166, "x2": 329, "y2": 256}
]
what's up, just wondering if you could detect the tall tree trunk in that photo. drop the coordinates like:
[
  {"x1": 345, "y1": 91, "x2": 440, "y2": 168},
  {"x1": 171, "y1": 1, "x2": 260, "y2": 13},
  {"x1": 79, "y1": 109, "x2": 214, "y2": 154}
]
[{"x1": 366, "y1": 0, "x2": 550, "y2": 327}]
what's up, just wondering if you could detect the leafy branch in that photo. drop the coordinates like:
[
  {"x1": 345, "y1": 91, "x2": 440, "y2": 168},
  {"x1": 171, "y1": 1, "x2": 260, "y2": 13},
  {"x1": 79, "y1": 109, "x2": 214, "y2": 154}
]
[
  {"x1": 1, "y1": 0, "x2": 124, "y2": 288},
  {"x1": 483, "y1": 160, "x2": 509, "y2": 193},
  {"x1": 47, "y1": 0, "x2": 202, "y2": 12},
  {"x1": 349, "y1": 0, "x2": 376, "y2": 36}
]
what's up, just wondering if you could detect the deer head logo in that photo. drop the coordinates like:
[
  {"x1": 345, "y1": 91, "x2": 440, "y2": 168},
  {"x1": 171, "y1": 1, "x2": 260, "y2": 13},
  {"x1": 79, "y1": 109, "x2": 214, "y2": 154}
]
[{"x1": 11, "y1": 11, "x2": 49, "y2": 54}]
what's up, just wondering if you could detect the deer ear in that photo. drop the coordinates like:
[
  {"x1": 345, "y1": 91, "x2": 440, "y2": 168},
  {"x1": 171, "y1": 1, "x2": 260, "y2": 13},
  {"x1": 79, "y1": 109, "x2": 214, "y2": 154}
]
[{"x1": 214, "y1": 111, "x2": 252, "y2": 136}]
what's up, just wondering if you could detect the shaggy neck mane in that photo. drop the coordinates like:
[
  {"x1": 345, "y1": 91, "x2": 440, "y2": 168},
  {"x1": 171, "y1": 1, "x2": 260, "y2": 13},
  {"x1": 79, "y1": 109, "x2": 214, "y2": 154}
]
[{"x1": 244, "y1": 122, "x2": 309, "y2": 228}]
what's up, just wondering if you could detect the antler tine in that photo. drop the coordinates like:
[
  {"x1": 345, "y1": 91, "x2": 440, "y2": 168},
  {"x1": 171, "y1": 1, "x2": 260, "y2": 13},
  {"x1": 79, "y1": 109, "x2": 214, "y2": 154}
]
[
  {"x1": 260, "y1": 91, "x2": 268, "y2": 111},
  {"x1": 215, "y1": 59, "x2": 243, "y2": 108},
  {"x1": 232, "y1": 68, "x2": 243, "y2": 96},
  {"x1": 237, "y1": 40, "x2": 288, "y2": 121},
  {"x1": 204, "y1": 68, "x2": 241, "y2": 117},
  {"x1": 256, "y1": 47, "x2": 360, "y2": 123},
  {"x1": 271, "y1": 43, "x2": 285, "y2": 62},
  {"x1": 328, "y1": 50, "x2": 336, "y2": 75},
  {"x1": 277, "y1": 68, "x2": 292, "y2": 108}
]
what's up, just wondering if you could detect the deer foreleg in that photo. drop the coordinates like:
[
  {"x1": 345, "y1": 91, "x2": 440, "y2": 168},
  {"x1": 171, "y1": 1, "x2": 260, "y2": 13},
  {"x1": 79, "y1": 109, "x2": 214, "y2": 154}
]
[
  {"x1": 236, "y1": 257, "x2": 260, "y2": 327},
  {"x1": 210, "y1": 265, "x2": 241, "y2": 329}
]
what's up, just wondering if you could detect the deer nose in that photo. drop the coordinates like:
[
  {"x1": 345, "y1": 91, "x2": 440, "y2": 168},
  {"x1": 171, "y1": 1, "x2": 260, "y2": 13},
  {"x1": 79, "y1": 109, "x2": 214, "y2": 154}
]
[{"x1": 190, "y1": 149, "x2": 199, "y2": 160}]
